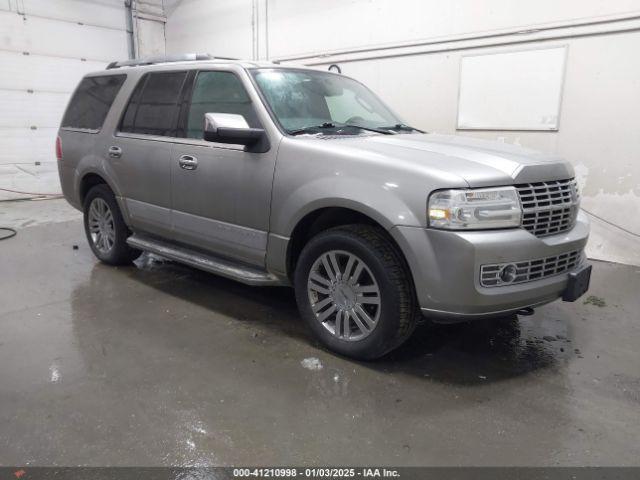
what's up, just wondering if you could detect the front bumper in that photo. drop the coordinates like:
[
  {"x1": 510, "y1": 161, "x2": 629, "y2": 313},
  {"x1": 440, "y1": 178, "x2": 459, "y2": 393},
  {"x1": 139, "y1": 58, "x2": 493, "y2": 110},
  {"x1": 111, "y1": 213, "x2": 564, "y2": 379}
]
[{"x1": 390, "y1": 211, "x2": 590, "y2": 322}]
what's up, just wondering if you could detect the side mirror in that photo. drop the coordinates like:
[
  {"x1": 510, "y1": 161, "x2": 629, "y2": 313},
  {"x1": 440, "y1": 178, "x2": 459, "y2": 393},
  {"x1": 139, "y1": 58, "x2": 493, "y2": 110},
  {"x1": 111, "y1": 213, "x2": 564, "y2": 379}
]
[{"x1": 203, "y1": 113, "x2": 269, "y2": 152}]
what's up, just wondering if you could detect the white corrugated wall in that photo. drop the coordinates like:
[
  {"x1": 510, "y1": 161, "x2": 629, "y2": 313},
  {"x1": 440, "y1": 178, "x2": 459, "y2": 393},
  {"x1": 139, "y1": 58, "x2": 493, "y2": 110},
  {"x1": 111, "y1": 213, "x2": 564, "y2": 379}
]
[{"x1": 0, "y1": 0, "x2": 129, "y2": 199}]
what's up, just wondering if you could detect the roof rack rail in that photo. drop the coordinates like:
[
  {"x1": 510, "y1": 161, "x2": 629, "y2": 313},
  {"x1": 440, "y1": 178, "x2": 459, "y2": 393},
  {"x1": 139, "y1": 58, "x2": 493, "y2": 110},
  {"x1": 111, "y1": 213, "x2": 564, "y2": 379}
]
[{"x1": 105, "y1": 53, "x2": 239, "y2": 70}]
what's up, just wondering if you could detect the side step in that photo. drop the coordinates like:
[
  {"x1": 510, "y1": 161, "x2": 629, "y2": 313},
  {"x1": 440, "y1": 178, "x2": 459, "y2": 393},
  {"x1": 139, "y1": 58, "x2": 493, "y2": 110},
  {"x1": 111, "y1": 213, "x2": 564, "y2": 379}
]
[{"x1": 127, "y1": 234, "x2": 285, "y2": 286}]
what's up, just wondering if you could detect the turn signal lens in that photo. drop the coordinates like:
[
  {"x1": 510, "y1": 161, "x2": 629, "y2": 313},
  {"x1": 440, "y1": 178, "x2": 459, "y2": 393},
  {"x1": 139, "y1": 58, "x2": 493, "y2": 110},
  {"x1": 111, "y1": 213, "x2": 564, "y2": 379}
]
[{"x1": 428, "y1": 208, "x2": 449, "y2": 221}]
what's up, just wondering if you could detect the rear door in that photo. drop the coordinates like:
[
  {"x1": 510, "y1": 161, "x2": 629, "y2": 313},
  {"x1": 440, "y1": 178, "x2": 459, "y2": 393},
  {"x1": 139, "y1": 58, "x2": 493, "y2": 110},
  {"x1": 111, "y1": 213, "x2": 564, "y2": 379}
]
[
  {"x1": 170, "y1": 69, "x2": 277, "y2": 266},
  {"x1": 106, "y1": 70, "x2": 188, "y2": 238}
]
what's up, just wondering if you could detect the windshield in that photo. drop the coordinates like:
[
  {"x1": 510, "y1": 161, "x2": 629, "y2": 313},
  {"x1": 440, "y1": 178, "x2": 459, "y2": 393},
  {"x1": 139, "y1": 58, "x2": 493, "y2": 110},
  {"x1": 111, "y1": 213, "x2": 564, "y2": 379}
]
[{"x1": 251, "y1": 68, "x2": 403, "y2": 134}]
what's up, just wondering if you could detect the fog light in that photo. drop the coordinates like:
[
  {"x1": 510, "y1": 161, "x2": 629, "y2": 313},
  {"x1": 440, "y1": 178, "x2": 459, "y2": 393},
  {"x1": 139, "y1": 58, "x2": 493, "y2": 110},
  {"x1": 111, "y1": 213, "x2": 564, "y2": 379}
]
[{"x1": 499, "y1": 264, "x2": 518, "y2": 284}]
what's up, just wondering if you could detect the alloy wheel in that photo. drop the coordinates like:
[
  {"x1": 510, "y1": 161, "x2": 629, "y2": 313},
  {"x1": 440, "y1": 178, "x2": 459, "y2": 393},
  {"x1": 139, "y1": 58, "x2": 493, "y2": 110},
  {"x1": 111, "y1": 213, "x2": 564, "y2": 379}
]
[
  {"x1": 307, "y1": 250, "x2": 381, "y2": 341},
  {"x1": 87, "y1": 197, "x2": 115, "y2": 254}
]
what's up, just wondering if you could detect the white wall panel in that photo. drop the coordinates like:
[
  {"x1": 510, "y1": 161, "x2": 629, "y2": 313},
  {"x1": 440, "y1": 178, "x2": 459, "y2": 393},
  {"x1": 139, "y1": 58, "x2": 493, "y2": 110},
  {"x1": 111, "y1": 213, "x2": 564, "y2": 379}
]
[
  {"x1": 0, "y1": 91, "x2": 69, "y2": 128},
  {"x1": 136, "y1": 17, "x2": 166, "y2": 57},
  {"x1": 265, "y1": 0, "x2": 640, "y2": 59},
  {"x1": 0, "y1": 10, "x2": 128, "y2": 60},
  {"x1": 0, "y1": 0, "x2": 129, "y2": 199},
  {"x1": 165, "y1": 0, "x2": 253, "y2": 59},
  {"x1": 1, "y1": 0, "x2": 127, "y2": 30},
  {"x1": 0, "y1": 51, "x2": 106, "y2": 92},
  {"x1": 0, "y1": 127, "x2": 56, "y2": 164}
]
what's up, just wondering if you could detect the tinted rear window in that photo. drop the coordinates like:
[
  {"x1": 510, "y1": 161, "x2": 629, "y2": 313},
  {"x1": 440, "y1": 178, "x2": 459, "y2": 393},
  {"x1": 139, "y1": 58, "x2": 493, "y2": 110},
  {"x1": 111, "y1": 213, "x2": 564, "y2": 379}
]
[
  {"x1": 62, "y1": 75, "x2": 126, "y2": 131},
  {"x1": 120, "y1": 71, "x2": 187, "y2": 137}
]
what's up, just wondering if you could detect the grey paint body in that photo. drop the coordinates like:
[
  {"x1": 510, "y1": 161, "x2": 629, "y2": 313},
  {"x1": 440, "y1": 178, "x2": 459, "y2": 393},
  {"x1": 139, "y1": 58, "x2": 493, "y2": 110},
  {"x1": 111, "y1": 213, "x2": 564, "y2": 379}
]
[{"x1": 58, "y1": 59, "x2": 589, "y2": 319}]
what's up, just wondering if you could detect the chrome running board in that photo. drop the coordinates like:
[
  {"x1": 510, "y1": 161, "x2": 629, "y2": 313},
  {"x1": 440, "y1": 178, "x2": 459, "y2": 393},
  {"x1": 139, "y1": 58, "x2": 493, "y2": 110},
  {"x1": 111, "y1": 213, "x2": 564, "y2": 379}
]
[{"x1": 127, "y1": 234, "x2": 285, "y2": 286}]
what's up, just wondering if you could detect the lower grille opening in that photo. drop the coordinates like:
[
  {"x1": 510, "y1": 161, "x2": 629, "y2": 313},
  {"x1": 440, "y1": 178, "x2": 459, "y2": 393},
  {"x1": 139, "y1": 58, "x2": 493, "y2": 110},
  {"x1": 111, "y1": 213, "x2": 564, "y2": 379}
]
[{"x1": 480, "y1": 250, "x2": 583, "y2": 287}]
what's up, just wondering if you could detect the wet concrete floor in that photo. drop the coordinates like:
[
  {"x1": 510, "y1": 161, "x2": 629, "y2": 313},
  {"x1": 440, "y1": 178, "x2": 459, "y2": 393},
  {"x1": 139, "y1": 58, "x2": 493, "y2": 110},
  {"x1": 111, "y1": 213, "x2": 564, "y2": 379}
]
[{"x1": 0, "y1": 213, "x2": 639, "y2": 466}]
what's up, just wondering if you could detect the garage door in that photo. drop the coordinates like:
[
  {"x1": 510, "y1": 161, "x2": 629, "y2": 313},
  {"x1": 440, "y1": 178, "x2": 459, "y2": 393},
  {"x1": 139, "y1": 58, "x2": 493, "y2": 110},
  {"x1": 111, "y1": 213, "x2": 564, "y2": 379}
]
[{"x1": 0, "y1": 0, "x2": 129, "y2": 199}]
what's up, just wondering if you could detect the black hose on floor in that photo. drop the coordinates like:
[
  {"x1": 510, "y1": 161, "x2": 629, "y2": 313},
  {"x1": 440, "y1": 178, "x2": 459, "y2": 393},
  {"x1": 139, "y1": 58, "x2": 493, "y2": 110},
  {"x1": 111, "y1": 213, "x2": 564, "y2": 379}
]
[{"x1": 0, "y1": 227, "x2": 17, "y2": 241}]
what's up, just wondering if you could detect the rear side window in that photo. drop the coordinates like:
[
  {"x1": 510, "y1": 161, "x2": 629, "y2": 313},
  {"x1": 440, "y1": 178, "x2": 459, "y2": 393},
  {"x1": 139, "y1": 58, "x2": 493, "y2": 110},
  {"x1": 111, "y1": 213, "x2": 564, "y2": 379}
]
[
  {"x1": 62, "y1": 75, "x2": 126, "y2": 131},
  {"x1": 120, "y1": 71, "x2": 187, "y2": 137}
]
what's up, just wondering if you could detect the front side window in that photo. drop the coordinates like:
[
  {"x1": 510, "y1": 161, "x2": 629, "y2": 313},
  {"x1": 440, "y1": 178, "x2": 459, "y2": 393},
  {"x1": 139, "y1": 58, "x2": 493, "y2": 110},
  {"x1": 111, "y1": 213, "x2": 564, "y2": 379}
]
[
  {"x1": 120, "y1": 71, "x2": 187, "y2": 137},
  {"x1": 186, "y1": 71, "x2": 260, "y2": 139},
  {"x1": 62, "y1": 75, "x2": 126, "y2": 131},
  {"x1": 251, "y1": 69, "x2": 401, "y2": 133}
]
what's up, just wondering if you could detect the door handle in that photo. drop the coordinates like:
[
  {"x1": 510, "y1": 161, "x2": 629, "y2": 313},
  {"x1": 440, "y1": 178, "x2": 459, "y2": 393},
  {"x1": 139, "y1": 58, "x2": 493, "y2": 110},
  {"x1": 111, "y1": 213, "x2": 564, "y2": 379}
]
[
  {"x1": 179, "y1": 154, "x2": 198, "y2": 170},
  {"x1": 108, "y1": 146, "x2": 122, "y2": 158}
]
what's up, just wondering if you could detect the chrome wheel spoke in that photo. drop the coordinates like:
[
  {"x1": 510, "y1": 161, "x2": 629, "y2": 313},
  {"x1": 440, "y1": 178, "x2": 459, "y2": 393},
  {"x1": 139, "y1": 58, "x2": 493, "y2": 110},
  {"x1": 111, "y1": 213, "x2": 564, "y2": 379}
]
[
  {"x1": 349, "y1": 261, "x2": 364, "y2": 284},
  {"x1": 312, "y1": 296, "x2": 333, "y2": 313},
  {"x1": 334, "y1": 310, "x2": 344, "y2": 337},
  {"x1": 343, "y1": 255, "x2": 356, "y2": 280},
  {"x1": 328, "y1": 252, "x2": 341, "y2": 279},
  {"x1": 355, "y1": 284, "x2": 378, "y2": 294},
  {"x1": 307, "y1": 250, "x2": 381, "y2": 342},
  {"x1": 105, "y1": 231, "x2": 114, "y2": 249},
  {"x1": 87, "y1": 198, "x2": 115, "y2": 254},
  {"x1": 95, "y1": 233, "x2": 104, "y2": 251},
  {"x1": 309, "y1": 272, "x2": 331, "y2": 295},
  {"x1": 321, "y1": 255, "x2": 337, "y2": 282},
  {"x1": 342, "y1": 311, "x2": 352, "y2": 338},
  {"x1": 89, "y1": 202, "x2": 99, "y2": 219},
  {"x1": 353, "y1": 305, "x2": 376, "y2": 332},
  {"x1": 358, "y1": 294, "x2": 380, "y2": 305},
  {"x1": 317, "y1": 304, "x2": 337, "y2": 322}
]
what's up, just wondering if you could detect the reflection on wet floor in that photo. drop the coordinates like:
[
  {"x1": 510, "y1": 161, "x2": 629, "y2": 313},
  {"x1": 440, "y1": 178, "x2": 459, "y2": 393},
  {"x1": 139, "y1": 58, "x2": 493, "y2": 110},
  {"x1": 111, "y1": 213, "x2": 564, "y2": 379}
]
[
  {"x1": 382, "y1": 314, "x2": 573, "y2": 385},
  {"x1": 2, "y1": 222, "x2": 639, "y2": 466},
  {"x1": 130, "y1": 252, "x2": 571, "y2": 386}
]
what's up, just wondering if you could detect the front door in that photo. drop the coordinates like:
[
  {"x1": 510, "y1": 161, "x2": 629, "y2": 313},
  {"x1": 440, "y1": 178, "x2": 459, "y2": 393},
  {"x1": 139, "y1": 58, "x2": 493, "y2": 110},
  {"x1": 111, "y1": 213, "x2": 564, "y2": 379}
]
[{"x1": 170, "y1": 69, "x2": 276, "y2": 267}]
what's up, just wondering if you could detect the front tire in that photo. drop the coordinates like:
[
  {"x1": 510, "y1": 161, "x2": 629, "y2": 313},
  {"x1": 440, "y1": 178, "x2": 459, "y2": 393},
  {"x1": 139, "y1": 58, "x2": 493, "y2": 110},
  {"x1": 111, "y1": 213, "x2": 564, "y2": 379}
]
[
  {"x1": 83, "y1": 184, "x2": 141, "y2": 265},
  {"x1": 294, "y1": 225, "x2": 417, "y2": 360}
]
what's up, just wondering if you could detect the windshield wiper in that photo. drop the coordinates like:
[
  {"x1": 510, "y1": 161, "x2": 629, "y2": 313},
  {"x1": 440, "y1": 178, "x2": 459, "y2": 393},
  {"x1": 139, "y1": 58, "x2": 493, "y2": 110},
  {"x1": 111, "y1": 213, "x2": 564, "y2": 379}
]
[
  {"x1": 379, "y1": 123, "x2": 424, "y2": 133},
  {"x1": 288, "y1": 122, "x2": 337, "y2": 135},
  {"x1": 289, "y1": 122, "x2": 392, "y2": 136},
  {"x1": 338, "y1": 124, "x2": 392, "y2": 135}
]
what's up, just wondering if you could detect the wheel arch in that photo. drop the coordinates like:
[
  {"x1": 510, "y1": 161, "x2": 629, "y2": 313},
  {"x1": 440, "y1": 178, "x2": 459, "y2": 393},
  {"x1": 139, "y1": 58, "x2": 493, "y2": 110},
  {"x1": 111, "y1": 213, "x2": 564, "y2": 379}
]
[
  {"x1": 284, "y1": 205, "x2": 412, "y2": 284},
  {"x1": 77, "y1": 171, "x2": 131, "y2": 224},
  {"x1": 79, "y1": 172, "x2": 110, "y2": 205}
]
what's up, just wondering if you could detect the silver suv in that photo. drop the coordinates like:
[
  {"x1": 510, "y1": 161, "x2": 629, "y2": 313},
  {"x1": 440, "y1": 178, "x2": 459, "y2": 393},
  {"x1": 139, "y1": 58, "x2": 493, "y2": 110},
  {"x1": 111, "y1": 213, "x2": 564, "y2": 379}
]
[{"x1": 57, "y1": 54, "x2": 591, "y2": 359}]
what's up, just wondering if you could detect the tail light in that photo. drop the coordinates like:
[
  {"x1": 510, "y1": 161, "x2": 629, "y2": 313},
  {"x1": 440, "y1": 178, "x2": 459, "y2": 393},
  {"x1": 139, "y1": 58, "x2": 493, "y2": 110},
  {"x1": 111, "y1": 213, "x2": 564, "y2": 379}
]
[{"x1": 55, "y1": 136, "x2": 63, "y2": 161}]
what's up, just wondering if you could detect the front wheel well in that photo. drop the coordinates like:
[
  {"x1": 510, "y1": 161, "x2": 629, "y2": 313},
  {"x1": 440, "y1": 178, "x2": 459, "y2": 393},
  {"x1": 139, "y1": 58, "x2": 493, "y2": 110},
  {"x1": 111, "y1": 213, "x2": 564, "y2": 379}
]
[{"x1": 287, "y1": 207, "x2": 401, "y2": 280}]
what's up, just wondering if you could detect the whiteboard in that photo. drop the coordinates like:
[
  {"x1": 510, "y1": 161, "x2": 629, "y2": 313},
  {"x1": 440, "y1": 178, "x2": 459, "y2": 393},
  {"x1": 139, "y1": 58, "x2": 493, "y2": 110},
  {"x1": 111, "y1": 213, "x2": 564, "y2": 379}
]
[{"x1": 457, "y1": 46, "x2": 567, "y2": 131}]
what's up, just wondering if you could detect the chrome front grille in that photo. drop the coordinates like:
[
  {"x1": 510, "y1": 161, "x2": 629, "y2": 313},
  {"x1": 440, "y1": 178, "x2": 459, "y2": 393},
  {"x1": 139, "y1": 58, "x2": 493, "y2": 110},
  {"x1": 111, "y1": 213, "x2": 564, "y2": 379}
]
[
  {"x1": 516, "y1": 178, "x2": 579, "y2": 237},
  {"x1": 480, "y1": 250, "x2": 583, "y2": 287}
]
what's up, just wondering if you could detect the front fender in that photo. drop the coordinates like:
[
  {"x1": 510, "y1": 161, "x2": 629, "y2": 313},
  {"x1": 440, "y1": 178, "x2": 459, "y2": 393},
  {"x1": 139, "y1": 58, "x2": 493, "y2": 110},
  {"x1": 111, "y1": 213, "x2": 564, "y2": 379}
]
[{"x1": 273, "y1": 175, "x2": 422, "y2": 237}]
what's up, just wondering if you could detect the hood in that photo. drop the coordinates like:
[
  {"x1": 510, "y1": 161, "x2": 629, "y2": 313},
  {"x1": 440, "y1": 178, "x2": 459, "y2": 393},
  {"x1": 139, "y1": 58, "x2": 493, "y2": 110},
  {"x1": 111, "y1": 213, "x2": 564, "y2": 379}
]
[{"x1": 314, "y1": 133, "x2": 574, "y2": 187}]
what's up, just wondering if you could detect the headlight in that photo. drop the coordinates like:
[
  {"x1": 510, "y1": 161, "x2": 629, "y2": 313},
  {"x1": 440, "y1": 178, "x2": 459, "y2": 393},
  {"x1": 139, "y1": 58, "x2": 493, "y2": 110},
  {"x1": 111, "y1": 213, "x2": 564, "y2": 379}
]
[{"x1": 428, "y1": 186, "x2": 522, "y2": 230}]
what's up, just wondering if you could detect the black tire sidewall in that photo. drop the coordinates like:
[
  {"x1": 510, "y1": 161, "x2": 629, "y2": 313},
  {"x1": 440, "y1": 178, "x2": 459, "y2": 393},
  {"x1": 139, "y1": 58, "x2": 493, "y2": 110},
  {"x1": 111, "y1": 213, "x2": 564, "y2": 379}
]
[
  {"x1": 295, "y1": 228, "x2": 412, "y2": 360},
  {"x1": 83, "y1": 184, "x2": 139, "y2": 265}
]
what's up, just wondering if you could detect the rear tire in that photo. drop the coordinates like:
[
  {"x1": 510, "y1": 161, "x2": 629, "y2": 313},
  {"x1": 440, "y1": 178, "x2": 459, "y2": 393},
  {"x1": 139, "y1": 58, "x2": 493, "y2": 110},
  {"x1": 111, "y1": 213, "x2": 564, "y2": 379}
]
[
  {"x1": 294, "y1": 224, "x2": 417, "y2": 360},
  {"x1": 83, "y1": 184, "x2": 141, "y2": 265}
]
